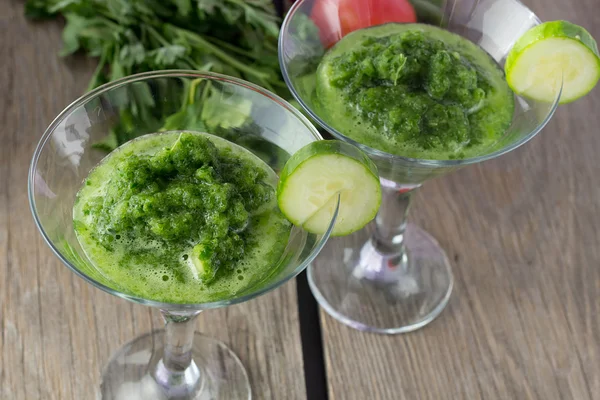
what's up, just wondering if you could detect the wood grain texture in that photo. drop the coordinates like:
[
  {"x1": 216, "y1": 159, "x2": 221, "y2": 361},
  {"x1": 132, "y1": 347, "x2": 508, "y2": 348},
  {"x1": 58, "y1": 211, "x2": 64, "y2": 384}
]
[
  {"x1": 319, "y1": 0, "x2": 600, "y2": 399},
  {"x1": 0, "y1": 1, "x2": 307, "y2": 399}
]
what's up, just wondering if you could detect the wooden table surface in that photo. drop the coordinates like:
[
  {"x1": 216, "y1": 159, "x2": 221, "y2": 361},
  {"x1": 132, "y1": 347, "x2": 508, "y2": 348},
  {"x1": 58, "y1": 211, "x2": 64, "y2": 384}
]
[{"x1": 1, "y1": 0, "x2": 599, "y2": 399}]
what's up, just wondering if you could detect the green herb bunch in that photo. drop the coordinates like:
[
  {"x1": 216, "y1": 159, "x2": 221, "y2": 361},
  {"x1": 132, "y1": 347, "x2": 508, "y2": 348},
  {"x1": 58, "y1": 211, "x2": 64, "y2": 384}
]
[{"x1": 25, "y1": 0, "x2": 291, "y2": 150}]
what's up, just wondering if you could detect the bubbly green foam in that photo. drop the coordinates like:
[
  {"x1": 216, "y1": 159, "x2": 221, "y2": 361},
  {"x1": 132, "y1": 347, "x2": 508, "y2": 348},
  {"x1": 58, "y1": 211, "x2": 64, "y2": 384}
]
[
  {"x1": 73, "y1": 131, "x2": 291, "y2": 304},
  {"x1": 315, "y1": 23, "x2": 515, "y2": 160}
]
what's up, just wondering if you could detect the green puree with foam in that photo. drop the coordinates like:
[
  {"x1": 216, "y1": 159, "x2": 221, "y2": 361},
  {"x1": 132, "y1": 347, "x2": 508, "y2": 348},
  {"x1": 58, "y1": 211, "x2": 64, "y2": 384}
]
[
  {"x1": 316, "y1": 23, "x2": 515, "y2": 159},
  {"x1": 73, "y1": 131, "x2": 291, "y2": 304}
]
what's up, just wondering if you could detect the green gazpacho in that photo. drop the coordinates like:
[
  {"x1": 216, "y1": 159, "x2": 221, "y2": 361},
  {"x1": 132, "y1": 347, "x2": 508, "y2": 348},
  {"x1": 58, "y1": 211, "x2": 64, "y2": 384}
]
[
  {"x1": 315, "y1": 23, "x2": 515, "y2": 160},
  {"x1": 73, "y1": 131, "x2": 291, "y2": 304}
]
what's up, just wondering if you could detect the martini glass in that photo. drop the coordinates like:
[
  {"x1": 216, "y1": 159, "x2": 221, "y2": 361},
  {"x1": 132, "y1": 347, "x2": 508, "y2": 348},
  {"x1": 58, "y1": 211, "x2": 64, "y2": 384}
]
[
  {"x1": 29, "y1": 71, "x2": 338, "y2": 399},
  {"x1": 279, "y1": 0, "x2": 561, "y2": 333}
]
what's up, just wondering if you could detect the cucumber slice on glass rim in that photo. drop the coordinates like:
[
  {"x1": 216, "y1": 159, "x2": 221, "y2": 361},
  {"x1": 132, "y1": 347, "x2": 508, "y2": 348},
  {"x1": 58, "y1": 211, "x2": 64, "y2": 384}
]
[
  {"x1": 505, "y1": 20, "x2": 600, "y2": 104},
  {"x1": 277, "y1": 140, "x2": 381, "y2": 236}
]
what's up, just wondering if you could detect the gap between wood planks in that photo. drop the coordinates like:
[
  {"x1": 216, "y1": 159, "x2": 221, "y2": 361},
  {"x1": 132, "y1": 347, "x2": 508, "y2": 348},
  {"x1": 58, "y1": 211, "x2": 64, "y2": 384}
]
[{"x1": 296, "y1": 271, "x2": 330, "y2": 400}]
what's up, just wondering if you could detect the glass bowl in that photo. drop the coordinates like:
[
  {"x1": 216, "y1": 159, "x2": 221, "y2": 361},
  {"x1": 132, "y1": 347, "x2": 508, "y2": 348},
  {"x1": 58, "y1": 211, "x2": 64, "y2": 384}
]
[
  {"x1": 29, "y1": 70, "x2": 339, "y2": 399},
  {"x1": 279, "y1": 0, "x2": 560, "y2": 333}
]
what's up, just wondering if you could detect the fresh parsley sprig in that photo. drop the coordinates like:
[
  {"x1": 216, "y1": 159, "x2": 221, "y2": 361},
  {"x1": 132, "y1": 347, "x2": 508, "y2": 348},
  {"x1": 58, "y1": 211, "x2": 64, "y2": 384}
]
[{"x1": 26, "y1": 0, "x2": 290, "y2": 150}]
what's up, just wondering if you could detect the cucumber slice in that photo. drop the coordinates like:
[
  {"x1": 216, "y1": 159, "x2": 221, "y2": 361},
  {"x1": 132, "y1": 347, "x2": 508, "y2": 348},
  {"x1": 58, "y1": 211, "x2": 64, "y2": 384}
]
[
  {"x1": 277, "y1": 140, "x2": 381, "y2": 236},
  {"x1": 505, "y1": 21, "x2": 600, "y2": 104}
]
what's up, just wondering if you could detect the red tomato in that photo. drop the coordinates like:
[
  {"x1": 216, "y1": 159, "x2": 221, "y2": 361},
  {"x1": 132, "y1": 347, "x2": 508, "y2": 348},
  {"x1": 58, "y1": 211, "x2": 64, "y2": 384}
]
[
  {"x1": 310, "y1": 0, "x2": 343, "y2": 49},
  {"x1": 311, "y1": 0, "x2": 417, "y2": 48}
]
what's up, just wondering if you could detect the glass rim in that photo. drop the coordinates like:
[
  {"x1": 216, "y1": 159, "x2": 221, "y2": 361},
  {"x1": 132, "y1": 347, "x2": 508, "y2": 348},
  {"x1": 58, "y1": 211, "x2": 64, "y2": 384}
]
[
  {"x1": 278, "y1": 0, "x2": 562, "y2": 168},
  {"x1": 28, "y1": 69, "x2": 336, "y2": 311}
]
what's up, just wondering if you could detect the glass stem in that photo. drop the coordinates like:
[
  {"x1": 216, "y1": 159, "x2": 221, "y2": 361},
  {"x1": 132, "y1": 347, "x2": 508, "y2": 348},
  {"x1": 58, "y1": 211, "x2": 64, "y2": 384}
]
[
  {"x1": 371, "y1": 179, "x2": 419, "y2": 259},
  {"x1": 151, "y1": 310, "x2": 203, "y2": 397},
  {"x1": 161, "y1": 310, "x2": 201, "y2": 371}
]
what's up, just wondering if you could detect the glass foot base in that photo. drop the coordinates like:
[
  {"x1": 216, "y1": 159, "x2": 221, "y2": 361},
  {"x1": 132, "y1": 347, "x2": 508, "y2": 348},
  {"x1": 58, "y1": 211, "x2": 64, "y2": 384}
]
[
  {"x1": 308, "y1": 223, "x2": 453, "y2": 334},
  {"x1": 100, "y1": 330, "x2": 251, "y2": 400}
]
